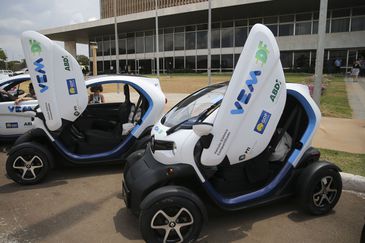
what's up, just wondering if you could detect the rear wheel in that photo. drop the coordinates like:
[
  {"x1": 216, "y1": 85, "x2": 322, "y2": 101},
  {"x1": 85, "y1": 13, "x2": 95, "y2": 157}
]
[
  {"x1": 6, "y1": 143, "x2": 51, "y2": 185},
  {"x1": 299, "y1": 168, "x2": 342, "y2": 215},
  {"x1": 139, "y1": 196, "x2": 203, "y2": 243}
]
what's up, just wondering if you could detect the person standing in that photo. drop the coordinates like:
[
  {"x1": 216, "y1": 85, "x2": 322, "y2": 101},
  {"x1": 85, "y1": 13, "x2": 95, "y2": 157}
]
[
  {"x1": 351, "y1": 60, "x2": 361, "y2": 82},
  {"x1": 334, "y1": 57, "x2": 342, "y2": 73}
]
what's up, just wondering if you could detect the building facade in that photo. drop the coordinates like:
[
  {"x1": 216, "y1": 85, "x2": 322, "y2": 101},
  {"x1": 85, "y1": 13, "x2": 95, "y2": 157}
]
[{"x1": 42, "y1": 0, "x2": 365, "y2": 74}]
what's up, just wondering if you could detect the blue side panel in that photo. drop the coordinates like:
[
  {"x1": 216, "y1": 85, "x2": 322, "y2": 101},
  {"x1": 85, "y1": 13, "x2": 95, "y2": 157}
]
[
  {"x1": 52, "y1": 79, "x2": 153, "y2": 161},
  {"x1": 202, "y1": 89, "x2": 317, "y2": 208}
]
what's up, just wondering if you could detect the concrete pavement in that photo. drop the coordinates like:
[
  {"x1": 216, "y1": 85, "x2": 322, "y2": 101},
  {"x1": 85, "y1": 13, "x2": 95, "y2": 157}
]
[
  {"x1": 0, "y1": 149, "x2": 364, "y2": 243},
  {"x1": 346, "y1": 77, "x2": 365, "y2": 119}
]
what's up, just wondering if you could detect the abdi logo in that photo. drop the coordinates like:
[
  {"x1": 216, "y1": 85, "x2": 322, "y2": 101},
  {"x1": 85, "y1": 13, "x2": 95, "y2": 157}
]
[
  {"x1": 33, "y1": 58, "x2": 48, "y2": 93},
  {"x1": 254, "y1": 110, "x2": 271, "y2": 134}
]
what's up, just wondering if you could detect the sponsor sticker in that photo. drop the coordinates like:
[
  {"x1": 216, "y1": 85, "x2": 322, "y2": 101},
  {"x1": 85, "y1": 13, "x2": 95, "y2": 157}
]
[
  {"x1": 62, "y1": 56, "x2": 71, "y2": 71},
  {"x1": 255, "y1": 41, "x2": 269, "y2": 65},
  {"x1": 29, "y1": 39, "x2": 42, "y2": 55},
  {"x1": 66, "y1": 79, "x2": 78, "y2": 95},
  {"x1": 254, "y1": 110, "x2": 271, "y2": 134},
  {"x1": 6, "y1": 122, "x2": 18, "y2": 129},
  {"x1": 8, "y1": 106, "x2": 33, "y2": 113}
]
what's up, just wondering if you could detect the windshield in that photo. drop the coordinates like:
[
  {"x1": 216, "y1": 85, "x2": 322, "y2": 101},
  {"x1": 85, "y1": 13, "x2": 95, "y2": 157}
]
[{"x1": 162, "y1": 83, "x2": 228, "y2": 127}]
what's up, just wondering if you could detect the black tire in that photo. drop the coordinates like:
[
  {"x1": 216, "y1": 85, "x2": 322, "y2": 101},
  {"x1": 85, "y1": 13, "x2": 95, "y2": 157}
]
[
  {"x1": 299, "y1": 168, "x2": 342, "y2": 215},
  {"x1": 139, "y1": 196, "x2": 203, "y2": 243},
  {"x1": 6, "y1": 143, "x2": 52, "y2": 185}
]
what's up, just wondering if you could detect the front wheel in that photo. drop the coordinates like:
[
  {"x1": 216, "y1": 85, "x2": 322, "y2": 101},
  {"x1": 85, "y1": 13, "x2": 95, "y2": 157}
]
[
  {"x1": 139, "y1": 196, "x2": 203, "y2": 243},
  {"x1": 6, "y1": 143, "x2": 52, "y2": 185},
  {"x1": 299, "y1": 168, "x2": 342, "y2": 215}
]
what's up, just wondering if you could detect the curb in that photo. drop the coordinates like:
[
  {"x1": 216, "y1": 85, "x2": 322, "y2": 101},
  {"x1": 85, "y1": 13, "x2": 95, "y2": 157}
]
[{"x1": 341, "y1": 172, "x2": 365, "y2": 193}]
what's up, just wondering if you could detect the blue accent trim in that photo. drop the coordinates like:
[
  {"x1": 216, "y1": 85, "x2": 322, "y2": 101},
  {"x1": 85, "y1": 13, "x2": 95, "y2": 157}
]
[
  {"x1": 202, "y1": 90, "x2": 317, "y2": 208},
  {"x1": 286, "y1": 89, "x2": 316, "y2": 165},
  {"x1": 51, "y1": 79, "x2": 153, "y2": 161},
  {"x1": 202, "y1": 163, "x2": 293, "y2": 207},
  {"x1": 54, "y1": 134, "x2": 136, "y2": 160}
]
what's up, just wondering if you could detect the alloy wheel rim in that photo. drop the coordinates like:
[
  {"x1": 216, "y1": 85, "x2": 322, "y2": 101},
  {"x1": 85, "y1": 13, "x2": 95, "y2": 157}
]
[
  {"x1": 12, "y1": 155, "x2": 44, "y2": 180},
  {"x1": 150, "y1": 207, "x2": 194, "y2": 243},
  {"x1": 312, "y1": 176, "x2": 338, "y2": 207}
]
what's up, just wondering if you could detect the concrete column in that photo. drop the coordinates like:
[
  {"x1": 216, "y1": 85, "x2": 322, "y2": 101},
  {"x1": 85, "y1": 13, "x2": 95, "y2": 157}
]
[{"x1": 64, "y1": 40, "x2": 77, "y2": 58}]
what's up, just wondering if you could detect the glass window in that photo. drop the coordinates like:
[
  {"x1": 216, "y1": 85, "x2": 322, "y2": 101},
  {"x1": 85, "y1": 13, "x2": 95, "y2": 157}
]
[
  {"x1": 145, "y1": 35, "x2": 154, "y2": 53},
  {"x1": 332, "y1": 9, "x2": 350, "y2": 18},
  {"x1": 136, "y1": 37, "x2": 144, "y2": 53},
  {"x1": 352, "y1": 7, "x2": 365, "y2": 16},
  {"x1": 174, "y1": 32, "x2": 184, "y2": 50},
  {"x1": 212, "y1": 55, "x2": 220, "y2": 69},
  {"x1": 280, "y1": 51, "x2": 293, "y2": 69},
  {"x1": 296, "y1": 13, "x2": 312, "y2": 21},
  {"x1": 164, "y1": 28, "x2": 173, "y2": 34},
  {"x1": 127, "y1": 37, "x2": 135, "y2": 54},
  {"x1": 136, "y1": 32, "x2": 144, "y2": 37},
  {"x1": 279, "y1": 24, "x2": 294, "y2": 36},
  {"x1": 249, "y1": 18, "x2": 262, "y2": 25},
  {"x1": 185, "y1": 32, "x2": 196, "y2": 50},
  {"x1": 197, "y1": 55, "x2": 207, "y2": 69},
  {"x1": 235, "y1": 20, "x2": 246, "y2": 27},
  {"x1": 267, "y1": 24, "x2": 278, "y2": 36},
  {"x1": 312, "y1": 21, "x2": 318, "y2": 34},
  {"x1": 263, "y1": 16, "x2": 277, "y2": 24},
  {"x1": 164, "y1": 33, "x2": 173, "y2": 51},
  {"x1": 110, "y1": 39, "x2": 116, "y2": 55},
  {"x1": 118, "y1": 38, "x2": 126, "y2": 54},
  {"x1": 175, "y1": 26, "x2": 184, "y2": 32},
  {"x1": 212, "y1": 22, "x2": 220, "y2": 29},
  {"x1": 280, "y1": 15, "x2": 294, "y2": 22},
  {"x1": 175, "y1": 57, "x2": 184, "y2": 69},
  {"x1": 294, "y1": 51, "x2": 310, "y2": 70},
  {"x1": 221, "y1": 28, "x2": 233, "y2": 48},
  {"x1": 127, "y1": 60, "x2": 135, "y2": 73},
  {"x1": 331, "y1": 18, "x2": 349, "y2": 32},
  {"x1": 186, "y1": 56, "x2": 195, "y2": 70},
  {"x1": 235, "y1": 27, "x2": 247, "y2": 47},
  {"x1": 221, "y1": 54, "x2": 233, "y2": 69},
  {"x1": 212, "y1": 29, "x2": 220, "y2": 48},
  {"x1": 165, "y1": 57, "x2": 173, "y2": 71},
  {"x1": 197, "y1": 24, "x2": 208, "y2": 30},
  {"x1": 96, "y1": 38, "x2": 103, "y2": 56},
  {"x1": 222, "y1": 21, "x2": 233, "y2": 28},
  {"x1": 159, "y1": 34, "x2": 164, "y2": 52},
  {"x1": 186, "y1": 25, "x2": 196, "y2": 31},
  {"x1": 103, "y1": 38, "x2": 111, "y2": 55},
  {"x1": 351, "y1": 16, "x2": 365, "y2": 31},
  {"x1": 197, "y1": 31, "x2": 207, "y2": 49},
  {"x1": 295, "y1": 22, "x2": 311, "y2": 35}
]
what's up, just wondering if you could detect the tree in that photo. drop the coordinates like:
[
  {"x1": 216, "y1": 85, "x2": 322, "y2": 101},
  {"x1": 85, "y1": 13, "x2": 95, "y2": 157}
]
[
  {"x1": 0, "y1": 48, "x2": 7, "y2": 62},
  {"x1": 77, "y1": 55, "x2": 89, "y2": 66}
]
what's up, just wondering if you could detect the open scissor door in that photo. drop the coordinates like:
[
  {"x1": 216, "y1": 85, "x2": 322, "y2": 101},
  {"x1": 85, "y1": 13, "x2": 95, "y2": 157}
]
[
  {"x1": 201, "y1": 24, "x2": 287, "y2": 166},
  {"x1": 21, "y1": 31, "x2": 88, "y2": 131}
]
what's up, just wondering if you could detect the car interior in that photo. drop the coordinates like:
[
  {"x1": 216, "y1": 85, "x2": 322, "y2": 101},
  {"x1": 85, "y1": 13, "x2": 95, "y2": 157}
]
[
  {"x1": 57, "y1": 84, "x2": 149, "y2": 154},
  {"x1": 194, "y1": 93, "x2": 309, "y2": 196}
]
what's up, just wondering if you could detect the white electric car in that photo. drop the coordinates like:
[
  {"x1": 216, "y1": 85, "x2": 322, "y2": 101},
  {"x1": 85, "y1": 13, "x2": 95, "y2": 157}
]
[
  {"x1": 5, "y1": 31, "x2": 166, "y2": 185},
  {"x1": 122, "y1": 24, "x2": 342, "y2": 243},
  {"x1": 0, "y1": 74, "x2": 37, "y2": 141}
]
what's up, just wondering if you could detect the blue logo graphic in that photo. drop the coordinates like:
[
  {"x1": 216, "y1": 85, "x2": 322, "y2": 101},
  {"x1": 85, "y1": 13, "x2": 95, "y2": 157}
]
[
  {"x1": 33, "y1": 58, "x2": 48, "y2": 93},
  {"x1": 254, "y1": 110, "x2": 271, "y2": 134},
  {"x1": 231, "y1": 70, "x2": 261, "y2": 115},
  {"x1": 6, "y1": 122, "x2": 18, "y2": 129},
  {"x1": 8, "y1": 106, "x2": 33, "y2": 113},
  {"x1": 66, "y1": 79, "x2": 78, "y2": 95}
]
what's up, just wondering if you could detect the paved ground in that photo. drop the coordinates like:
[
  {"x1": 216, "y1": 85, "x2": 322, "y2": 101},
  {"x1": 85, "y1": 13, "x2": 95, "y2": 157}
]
[
  {"x1": 345, "y1": 77, "x2": 365, "y2": 120},
  {"x1": 0, "y1": 149, "x2": 364, "y2": 243}
]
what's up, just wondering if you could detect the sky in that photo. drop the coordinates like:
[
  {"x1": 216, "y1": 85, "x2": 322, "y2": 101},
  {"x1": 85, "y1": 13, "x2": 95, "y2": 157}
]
[{"x1": 0, "y1": 0, "x2": 99, "y2": 61}]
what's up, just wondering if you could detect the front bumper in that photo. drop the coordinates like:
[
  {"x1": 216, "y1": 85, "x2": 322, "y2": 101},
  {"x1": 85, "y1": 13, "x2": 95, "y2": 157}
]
[{"x1": 121, "y1": 145, "x2": 196, "y2": 215}]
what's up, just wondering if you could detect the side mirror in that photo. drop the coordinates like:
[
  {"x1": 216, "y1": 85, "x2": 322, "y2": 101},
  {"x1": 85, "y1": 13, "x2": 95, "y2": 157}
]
[{"x1": 193, "y1": 123, "x2": 213, "y2": 137}]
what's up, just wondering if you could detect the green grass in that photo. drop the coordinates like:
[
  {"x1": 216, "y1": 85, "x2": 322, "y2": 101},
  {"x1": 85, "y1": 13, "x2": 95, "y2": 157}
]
[
  {"x1": 320, "y1": 148, "x2": 365, "y2": 176},
  {"x1": 320, "y1": 76, "x2": 352, "y2": 118}
]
